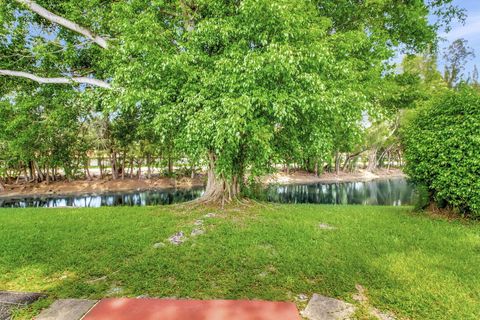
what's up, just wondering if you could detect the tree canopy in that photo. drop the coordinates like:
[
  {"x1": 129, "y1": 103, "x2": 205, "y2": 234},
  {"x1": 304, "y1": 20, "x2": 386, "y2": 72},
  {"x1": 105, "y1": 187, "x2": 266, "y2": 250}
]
[{"x1": 0, "y1": 0, "x2": 463, "y2": 201}]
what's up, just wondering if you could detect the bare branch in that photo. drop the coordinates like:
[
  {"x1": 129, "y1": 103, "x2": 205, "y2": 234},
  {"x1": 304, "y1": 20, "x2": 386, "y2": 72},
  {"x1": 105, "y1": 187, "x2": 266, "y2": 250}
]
[
  {"x1": 0, "y1": 69, "x2": 111, "y2": 89},
  {"x1": 15, "y1": 0, "x2": 109, "y2": 49}
]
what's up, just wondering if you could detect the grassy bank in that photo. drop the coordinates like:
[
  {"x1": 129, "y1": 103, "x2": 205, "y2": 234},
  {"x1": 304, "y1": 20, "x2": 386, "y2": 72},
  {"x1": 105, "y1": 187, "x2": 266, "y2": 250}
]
[{"x1": 0, "y1": 204, "x2": 478, "y2": 319}]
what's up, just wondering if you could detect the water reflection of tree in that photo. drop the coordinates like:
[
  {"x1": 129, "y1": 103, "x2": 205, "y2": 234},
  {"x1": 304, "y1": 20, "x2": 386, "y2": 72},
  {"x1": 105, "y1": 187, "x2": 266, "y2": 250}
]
[{"x1": 266, "y1": 179, "x2": 414, "y2": 206}]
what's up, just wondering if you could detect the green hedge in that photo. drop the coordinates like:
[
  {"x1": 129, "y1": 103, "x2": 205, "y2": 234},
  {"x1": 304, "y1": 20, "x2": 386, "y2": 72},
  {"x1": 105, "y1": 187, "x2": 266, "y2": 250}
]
[{"x1": 403, "y1": 86, "x2": 480, "y2": 216}]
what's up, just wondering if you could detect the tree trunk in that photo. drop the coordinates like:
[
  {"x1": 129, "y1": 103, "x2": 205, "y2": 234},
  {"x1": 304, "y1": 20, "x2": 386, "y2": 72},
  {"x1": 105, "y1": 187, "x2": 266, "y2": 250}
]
[
  {"x1": 314, "y1": 161, "x2": 319, "y2": 177},
  {"x1": 167, "y1": 155, "x2": 173, "y2": 177},
  {"x1": 146, "y1": 154, "x2": 152, "y2": 179},
  {"x1": 98, "y1": 156, "x2": 104, "y2": 179},
  {"x1": 121, "y1": 150, "x2": 126, "y2": 180},
  {"x1": 85, "y1": 159, "x2": 92, "y2": 181},
  {"x1": 137, "y1": 158, "x2": 143, "y2": 179},
  {"x1": 129, "y1": 157, "x2": 134, "y2": 178},
  {"x1": 33, "y1": 161, "x2": 44, "y2": 182},
  {"x1": 197, "y1": 152, "x2": 241, "y2": 204},
  {"x1": 0, "y1": 179, "x2": 5, "y2": 191},
  {"x1": 46, "y1": 163, "x2": 50, "y2": 185},
  {"x1": 335, "y1": 152, "x2": 341, "y2": 175},
  {"x1": 366, "y1": 148, "x2": 378, "y2": 172},
  {"x1": 110, "y1": 151, "x2": 118, "y2": 180},
  {"x1": 28, "y1": 161, "x2": 34, "y2": 181}
]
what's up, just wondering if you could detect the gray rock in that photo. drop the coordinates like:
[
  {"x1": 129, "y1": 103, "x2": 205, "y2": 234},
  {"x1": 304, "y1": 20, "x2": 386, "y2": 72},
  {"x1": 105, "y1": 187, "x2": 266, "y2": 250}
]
[
  {"x1": 370, "y1": 308, "x2": 397, "y2": 320},
  {"x1": 36, "y1": 299, "x2": 97, "y2": 320},
  {"x1": 153, "y1": 242, "x2": 166, "y2": 248},
  {"x1": 191, "y1": 228, "x2": 205, "y2": 237},
  {"x1": 168, "y1": 231, "x2": 186, "y2": 245},
  {"x1": 194, "y1": 219, "x2": 204, "y2": 226},
  {"x1": 0, "y1": 291, "x2": 44, "y2": 320},
  {"x1": 204, "y1": 213, "x2": 216, "y2": 218},
  {"x1": 297, "y1": 293, "x2": 309, "y2": 302},
  {"x1": 301, "y1": 294, "x2": 356, "y2": 320},
  {"x1": 107, "y1": 287, "x2": 124, "y2": 296},
  {"x1": 318, "y1": 223, "x2": 336, "y2": 230}
]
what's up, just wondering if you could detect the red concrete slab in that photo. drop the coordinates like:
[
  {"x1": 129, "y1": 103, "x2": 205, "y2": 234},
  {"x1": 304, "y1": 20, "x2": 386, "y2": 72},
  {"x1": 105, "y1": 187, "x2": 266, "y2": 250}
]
[{"x1": 82, "y1": 298, "x2": 301, "y2": 320}]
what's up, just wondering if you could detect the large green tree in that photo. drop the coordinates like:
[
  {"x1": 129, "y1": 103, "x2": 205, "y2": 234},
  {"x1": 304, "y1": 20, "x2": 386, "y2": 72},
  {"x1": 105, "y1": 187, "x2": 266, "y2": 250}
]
[{"x1": 0, "y1": 0, "x2": 462, "y2": 202}]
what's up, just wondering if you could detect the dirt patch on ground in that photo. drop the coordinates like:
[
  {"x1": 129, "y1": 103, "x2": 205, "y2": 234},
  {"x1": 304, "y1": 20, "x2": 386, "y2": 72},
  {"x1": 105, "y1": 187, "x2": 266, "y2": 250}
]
[
  {"x1": 0, "y1": 176, "x2": 205, "y2": 198},
  {"x1": 262, "y1": 168, "x2": 406, "y2": 185}
]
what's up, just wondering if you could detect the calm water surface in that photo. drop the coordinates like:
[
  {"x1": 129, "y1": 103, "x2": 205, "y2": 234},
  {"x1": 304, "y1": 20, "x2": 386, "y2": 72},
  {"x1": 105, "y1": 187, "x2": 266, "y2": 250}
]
[
  {"x1": 264, "y1": 178, "x2": 414, "y2": 205},
  {"x1": 0, "y1": 178, "x2": 414, "y2": 208}
]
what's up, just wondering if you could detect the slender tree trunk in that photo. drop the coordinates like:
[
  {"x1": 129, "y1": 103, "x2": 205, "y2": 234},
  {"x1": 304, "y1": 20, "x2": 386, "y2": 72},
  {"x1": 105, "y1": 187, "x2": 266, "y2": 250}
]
[
  {"x1": 137, "y1": 158, "x2": 143, "y2": 179},
  {"x1": 335, "y1": 151, "x2": 341, "y2": 175},
  {"x1": 366, "y1": 148, "x2": 378, "y2": 172},
  {"x1": 168, "y1": 155, "x2": 173, "y2": 177},
  {"x1": 110, "y1": 151, "x2": 118, "y2": 180},
  {"x1": 33, "y1": 161, "x2": 44, "y2": 182},
  {"x1": 98, "y1": 156, "x2": 104, "y2": 179},
  {"x1": 85, "y1": 159, "x2": 92, "y2": 181},
  {"x1": 121, "y1": 151, "x2": 126, "y2": 180},
  {"x1": 146, "y1": 154, "x2": 152, "y2": 179},
  {"x1": 46, "y1": 163, "x2": 50, "y2": 185},
  {"x1": 129, "y1": 157, "x2": 134, "y2": 178},
  {"x1": 28, "y1": 161, "x2": 34, "y2": 181},
  {"x1": 314, "y1": 161, "x2": 319, "y2": 177}
]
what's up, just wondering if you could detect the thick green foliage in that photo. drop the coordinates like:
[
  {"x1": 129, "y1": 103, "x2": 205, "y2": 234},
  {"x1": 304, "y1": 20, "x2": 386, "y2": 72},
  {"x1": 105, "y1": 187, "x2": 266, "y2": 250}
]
[
  {"x1": 404, "y1": 87, "x2": 480, "y2": 215},
  {"x1": 0, "y1": 0, "x2": 464, "y2": 185}
]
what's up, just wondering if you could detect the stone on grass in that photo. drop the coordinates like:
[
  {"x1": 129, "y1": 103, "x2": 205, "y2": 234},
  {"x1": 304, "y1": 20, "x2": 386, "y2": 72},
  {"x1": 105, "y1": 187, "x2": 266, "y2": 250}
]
[
  {"x1": 86, "y1": 275, "x2": 108, "y2": 284},
  {"x1": 370, "y1": 308, "x2": 397, "y2": 320},
  {"x1": 107, "y1": 287, "x2": 124, "y2": 296},
  {"x1": 352, "y1": 284, "x2": 397, "y2": 320},
  {"x1": 0, "y1": 291, "x2": 44, "y2": 320},
  {"x1": 153, "y1": 242, "x2": 166, "y2": 248},
  {"x1": 318, "y1": 223, "x2": 335, "y2": 230},
  {"x1": 204, "y1": 213, "x2": 216, "y2": 218},
  {"x1": 301, "y1": 294, "x2": 355, "y2": 320},
  {"x1": 296, "y1": 293, "x2": 309, "y2": 302},
  {"x1": 191, "y1": 228, "x2": 205, "y2": 237},
  {"x1": 194, "y1": 219, "x2": 204, "y2": 226},
  {"x1": 36, "y1": 299, "x2": 97, "y2": 320},
  {"x1": 168, "y1": 231, "x2": 186, "y2": 245}
]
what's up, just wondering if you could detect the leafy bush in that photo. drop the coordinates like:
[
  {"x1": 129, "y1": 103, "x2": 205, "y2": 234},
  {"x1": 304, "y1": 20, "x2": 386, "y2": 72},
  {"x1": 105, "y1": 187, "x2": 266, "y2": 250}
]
[
  {"x1": 413, "y1": 184, "x2": 431, "y2": 212},
  {"x1": 403, "y1": 86, "x2": 480, "y2": 216}
]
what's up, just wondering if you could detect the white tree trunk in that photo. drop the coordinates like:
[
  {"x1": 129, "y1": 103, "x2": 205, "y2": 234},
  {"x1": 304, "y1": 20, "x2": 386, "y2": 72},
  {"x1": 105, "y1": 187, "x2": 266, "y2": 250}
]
[
  {"x1": 15, "y1": 0, "x2": 109, "y2": 49},
  {"x1": 0, "y1": 70, "x2": 111, "y2": 89}
]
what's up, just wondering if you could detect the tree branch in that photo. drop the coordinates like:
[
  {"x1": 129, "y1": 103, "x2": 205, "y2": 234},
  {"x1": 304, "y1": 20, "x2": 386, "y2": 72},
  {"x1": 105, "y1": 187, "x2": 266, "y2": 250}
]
[
  {"x1": 0, "y1": 69, "x2": 111, "y2": 89},
  {"x1": 15, "y1": 0, "x2": 109, "y2": 49}
]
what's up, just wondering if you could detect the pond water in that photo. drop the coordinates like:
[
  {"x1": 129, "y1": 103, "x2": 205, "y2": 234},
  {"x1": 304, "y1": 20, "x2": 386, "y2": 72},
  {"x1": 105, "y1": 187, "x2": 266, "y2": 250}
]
[
  {"x1": 0, "y1": 178, "x2": 415, "y2": 208},
  {"x1": 264, "y1": 178, "x2": 415, "y2": 206}
]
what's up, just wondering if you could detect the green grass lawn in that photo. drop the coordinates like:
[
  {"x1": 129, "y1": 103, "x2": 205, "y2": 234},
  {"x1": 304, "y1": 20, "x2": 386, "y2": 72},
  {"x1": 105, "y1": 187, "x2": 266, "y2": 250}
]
[{"x1": 0, "y1": 204, "x2": 479, "y2": 319}]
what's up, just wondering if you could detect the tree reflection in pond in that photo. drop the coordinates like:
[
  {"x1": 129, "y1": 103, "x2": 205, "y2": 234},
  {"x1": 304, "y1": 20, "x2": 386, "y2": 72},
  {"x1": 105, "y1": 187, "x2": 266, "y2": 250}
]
[
  {"x1": 264, "y1": 178, "x2": 414, "y2": 205},
  {"x1": 0, "y1": 179, "x2": 414, "y2": 208}
]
